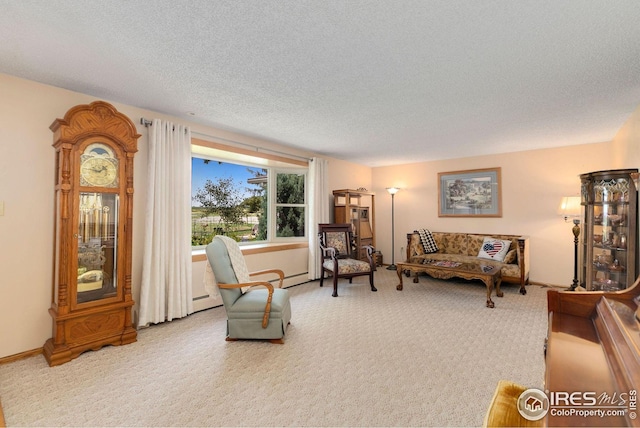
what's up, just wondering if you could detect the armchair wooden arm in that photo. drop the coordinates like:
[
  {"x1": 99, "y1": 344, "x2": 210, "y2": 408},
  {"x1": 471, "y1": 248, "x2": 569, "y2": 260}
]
[
  {"x1": 249, "y1": 268, "x2": 285, "y2": 288},
  {"x1": 320, "y1": 245, "x2": 338, "y2": 259},
  {"x1": 218, "y1": 280, "x2": 276, "y2": 328},
  {"x1": 363, "y1": 245, "x2": 375, "y2": 265}
]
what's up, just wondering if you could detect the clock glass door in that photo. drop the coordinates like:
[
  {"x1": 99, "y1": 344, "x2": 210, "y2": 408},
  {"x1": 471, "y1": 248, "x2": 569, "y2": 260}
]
[{"x1": 77, "y1": 192, "x2": 119, "y2": 304}]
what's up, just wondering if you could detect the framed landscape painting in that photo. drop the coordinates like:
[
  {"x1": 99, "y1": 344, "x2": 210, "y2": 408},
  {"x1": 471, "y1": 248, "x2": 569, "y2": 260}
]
[{"x1": 438, "y1": 167, "x2": 502, "y2": 217}]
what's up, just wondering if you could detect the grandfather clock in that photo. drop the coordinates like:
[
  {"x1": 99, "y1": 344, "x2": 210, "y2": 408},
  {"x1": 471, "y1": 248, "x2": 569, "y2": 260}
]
[{"x1": 43, "y1": 101, "x2": 140, "y2": 366}]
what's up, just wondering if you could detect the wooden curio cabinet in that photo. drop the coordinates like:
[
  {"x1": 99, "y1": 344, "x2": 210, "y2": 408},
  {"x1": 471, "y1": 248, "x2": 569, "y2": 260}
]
[
  {"x1": 333, "y1": 189, "x2": 375, "y2": 261},
  {"x1": 43, "y1": 101, "x2": 140, "y2": 366},
  {"x1": 580, "y1": 169, "x2": 639, "y2": 291}
]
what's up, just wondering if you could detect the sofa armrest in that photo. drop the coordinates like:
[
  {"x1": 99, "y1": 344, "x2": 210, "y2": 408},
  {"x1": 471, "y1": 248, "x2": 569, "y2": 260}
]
[
  {"x1": 516, "y1": 236, "x2": 530, "y2": 284},
  {"x1": 406, "y1": 232, "x2": 421, "y2": 261}
]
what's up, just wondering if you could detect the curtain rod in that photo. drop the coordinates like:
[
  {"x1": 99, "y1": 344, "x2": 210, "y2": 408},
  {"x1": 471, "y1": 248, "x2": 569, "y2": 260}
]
[
  {"x1": 141, "y1": 117, "x2": 185, "y2": 134},
  {"x1": 140, "y1": 117, "x2": 313, "y2": 162}
]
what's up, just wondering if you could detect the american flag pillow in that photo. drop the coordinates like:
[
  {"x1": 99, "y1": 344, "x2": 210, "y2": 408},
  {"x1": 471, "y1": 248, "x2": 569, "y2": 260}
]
[{"x1": 477, "y1": 237, "x2": 511, "y2": 262}]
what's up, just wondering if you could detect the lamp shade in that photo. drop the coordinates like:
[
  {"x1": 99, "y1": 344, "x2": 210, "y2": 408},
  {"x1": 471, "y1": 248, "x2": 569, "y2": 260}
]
[
  {"x1": 386, "y1": 187, "x2": 400, "y2": 195},
  {"x1": 559, "y1": 196, "x2": 581, "y2": 220}
]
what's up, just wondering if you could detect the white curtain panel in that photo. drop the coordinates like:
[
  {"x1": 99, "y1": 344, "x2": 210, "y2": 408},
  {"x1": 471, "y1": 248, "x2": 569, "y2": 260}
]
[
  {"x1": 307, "y1": 157, "x2": 329, "y2": 280},
  {"x1": 138, "y1": 119, "x2": 193, "y2": 327}
]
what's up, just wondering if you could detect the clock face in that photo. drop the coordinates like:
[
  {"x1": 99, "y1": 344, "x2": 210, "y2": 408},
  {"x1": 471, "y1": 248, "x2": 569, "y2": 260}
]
[{"x1": 80, "y1": 143, "x2": 119, "y2": 187}]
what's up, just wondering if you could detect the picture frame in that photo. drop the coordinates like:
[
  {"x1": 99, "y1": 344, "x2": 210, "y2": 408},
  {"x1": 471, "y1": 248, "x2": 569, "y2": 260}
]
[{"x1": 438, "y1": 167, "x2": 502, "y2": 217}]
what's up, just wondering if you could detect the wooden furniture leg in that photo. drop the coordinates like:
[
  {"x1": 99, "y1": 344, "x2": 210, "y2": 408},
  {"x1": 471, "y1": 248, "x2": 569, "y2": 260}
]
[
  {"x1": 482, "y1": 272, "x2": 503, "y2": 308},
  {"x1": 396, "y1": 264, "x2": 405, "y2": 290},
  {"x1": 397, "y1": 261, "x2": 503, "y2": 308},
  {"x1": 484, "y1": 278, "x2": 495, "y2": 308}
]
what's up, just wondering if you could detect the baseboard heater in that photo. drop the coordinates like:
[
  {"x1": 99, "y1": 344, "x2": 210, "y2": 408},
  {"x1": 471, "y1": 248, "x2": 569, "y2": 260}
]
[{"x1": 192, "y1": 271, "x2": 309, "y2": 302}]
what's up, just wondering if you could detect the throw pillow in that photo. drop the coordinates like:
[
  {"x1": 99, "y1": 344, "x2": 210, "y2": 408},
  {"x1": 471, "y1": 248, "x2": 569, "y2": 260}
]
[
  {"x1": 483, "y1": 380, "x2": 543, "y2": 427},
  {"x1": 503, "y1": 249, "x2": 517, "y2": 264},
  {"x1": 417, "y1": 229, "x2": 439, "y2": 254},
  {"x1": 478, "y1": 237, "x2": 511, "y2": 262}
]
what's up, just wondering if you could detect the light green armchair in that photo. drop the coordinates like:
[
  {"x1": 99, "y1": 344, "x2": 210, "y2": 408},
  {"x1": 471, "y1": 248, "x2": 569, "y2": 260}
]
[{"x1": 205, "y1": 235, "x2": 291, "y2": 343}]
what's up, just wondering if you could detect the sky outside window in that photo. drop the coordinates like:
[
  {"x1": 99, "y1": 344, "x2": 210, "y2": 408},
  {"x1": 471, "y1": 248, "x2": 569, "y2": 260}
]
[{"x1": 191, "y1": 158, "x2": 262, "y2": 205}]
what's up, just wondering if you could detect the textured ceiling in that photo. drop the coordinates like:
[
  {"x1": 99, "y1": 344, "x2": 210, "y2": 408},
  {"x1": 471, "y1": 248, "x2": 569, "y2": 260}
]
[{"x1": 1, "y1": 0, "x2": 639, "y2": 167}]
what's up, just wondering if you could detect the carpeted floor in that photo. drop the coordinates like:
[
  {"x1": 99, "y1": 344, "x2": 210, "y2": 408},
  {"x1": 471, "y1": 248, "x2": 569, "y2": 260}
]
[{"x1": 0, "y1": 269, "x2": 550, "y2": 427}]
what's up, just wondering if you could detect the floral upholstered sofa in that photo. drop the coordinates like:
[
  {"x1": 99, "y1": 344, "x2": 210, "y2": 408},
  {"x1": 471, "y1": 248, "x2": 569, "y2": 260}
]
[{"x1": 405, "y1": 231, "x2": 530, "y2": 294}]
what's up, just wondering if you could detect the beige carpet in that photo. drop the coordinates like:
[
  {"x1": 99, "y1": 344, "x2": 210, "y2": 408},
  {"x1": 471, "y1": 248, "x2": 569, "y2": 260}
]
[{"x1": 0, "y1": 269, "x2": 550, "y2": 427}]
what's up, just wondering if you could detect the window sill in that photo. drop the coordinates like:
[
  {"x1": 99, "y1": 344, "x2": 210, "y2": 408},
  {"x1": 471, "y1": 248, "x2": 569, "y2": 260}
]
[{"x1": 192, "y1": 241, "x2": 308, "y2": 262}]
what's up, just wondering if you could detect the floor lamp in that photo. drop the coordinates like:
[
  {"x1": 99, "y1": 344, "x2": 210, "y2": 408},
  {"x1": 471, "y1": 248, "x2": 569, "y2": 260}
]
[
  {"x1": 386, "y1": 187, "x2": 400, "y2": 270},
  {"x1": 559, "y1": 196, "x2": 581, "y2": 290}
]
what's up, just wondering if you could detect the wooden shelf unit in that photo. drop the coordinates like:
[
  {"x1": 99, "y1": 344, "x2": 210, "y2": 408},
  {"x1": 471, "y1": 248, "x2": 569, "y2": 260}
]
[{"x1": 332, "y1": 189, "x2": 375, "y2": 261}]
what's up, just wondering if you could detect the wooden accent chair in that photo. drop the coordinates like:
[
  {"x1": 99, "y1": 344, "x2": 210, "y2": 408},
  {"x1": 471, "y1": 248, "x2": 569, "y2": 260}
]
[
  {"x1": 318, "y1": 223, "x2": 377, "y2": 297},
  {"x1": 205, "y1": 235, "x2": 291, "y2": 343}
]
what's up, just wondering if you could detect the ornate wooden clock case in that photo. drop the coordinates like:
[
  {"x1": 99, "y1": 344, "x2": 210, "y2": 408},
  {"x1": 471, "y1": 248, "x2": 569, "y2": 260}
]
[{"x1": 44, "y1": 101, "x2": 140, "y2": 366}]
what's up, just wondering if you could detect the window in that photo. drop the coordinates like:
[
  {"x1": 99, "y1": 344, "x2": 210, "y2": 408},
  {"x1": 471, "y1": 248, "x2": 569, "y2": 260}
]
[
  {"x1": 275, "y1": 171, "x2": 306, "y2": 238},
  {"x1": 191, "y1": 139, "x2": 308, "y2": 247}
]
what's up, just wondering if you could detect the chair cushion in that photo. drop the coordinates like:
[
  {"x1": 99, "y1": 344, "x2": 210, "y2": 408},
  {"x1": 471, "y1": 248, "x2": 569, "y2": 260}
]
[
  {"x1": 444, "y1": 233, "x2": 467, "y2": 255},
  {"x1": 206, "y1": 239, "x2": 238, "y2": 284},
  {"x1": 227, "y1": 288, "x2": 292, "y2": 339},
  {"x1": 323, "y1": 258, "x2": 372, "y2": 274},
  {"x1": 325, "y1": 231, "x2": 349, "y2": 255},
  {"x1": 227, "y1": 288, "x2": 290, "y2": 319},
  {"x1": 205, "y1": 239, "x2": 241, "y2": 307},
  {"x1": 503, "y1": 249, "x2": 517, "y2": 264}
]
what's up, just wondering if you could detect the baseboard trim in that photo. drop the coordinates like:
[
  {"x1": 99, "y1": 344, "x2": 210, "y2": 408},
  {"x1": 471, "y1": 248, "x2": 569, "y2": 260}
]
[
  {"x1": 0, "y1": 348, "x2": 43, "y2": 366},
  {"x1": 528, "y1": 280, "x2": 569, "y2": 289}
]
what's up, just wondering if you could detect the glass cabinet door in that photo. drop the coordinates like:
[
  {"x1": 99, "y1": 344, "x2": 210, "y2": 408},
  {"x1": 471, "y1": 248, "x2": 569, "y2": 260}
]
[
  {"x1": 581, "y1": 170, "x2": 638, "y2": 291},
  {"x1": 76, "y1": 192, "x2": 119, "y2": 303}
]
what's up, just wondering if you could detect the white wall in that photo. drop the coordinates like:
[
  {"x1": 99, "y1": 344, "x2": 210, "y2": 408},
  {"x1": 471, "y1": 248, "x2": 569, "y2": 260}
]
[
  {"x1": 371, "y1": 142, "x2": 624, "y2": 287},
  {"x1": 612, "y1": 103, "x2": 640, "y2": 168}
]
